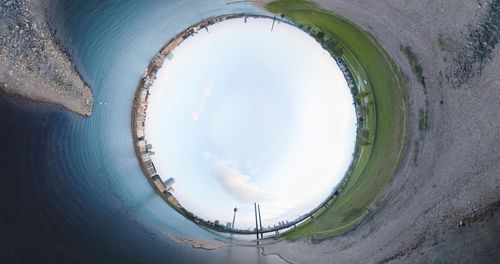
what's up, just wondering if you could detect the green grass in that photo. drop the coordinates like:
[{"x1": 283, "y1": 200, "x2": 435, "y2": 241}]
[{"x1": 265, "y1": 0, "x2": 408, "y2": 240}]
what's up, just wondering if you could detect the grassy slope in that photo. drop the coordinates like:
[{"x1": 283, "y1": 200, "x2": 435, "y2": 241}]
[{"x1": 265, "y1": 0, "x2": 408, "y2": 240}]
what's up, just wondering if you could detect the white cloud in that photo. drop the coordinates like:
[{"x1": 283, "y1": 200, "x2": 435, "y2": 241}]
[
  {"x1": 206, "y1": 153, "x2": 271, "y2": 203},
  {"x1": 192, "y1": 80, "x2": 214, "y2": 121},
  {"x1": 246, "y1": 162, "x2": 262, "y2": 175}
]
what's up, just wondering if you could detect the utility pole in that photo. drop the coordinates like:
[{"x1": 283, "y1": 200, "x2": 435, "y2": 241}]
[
  {"x1": 232, "y1": 207, "x2": 237, "y2": 229},
  {"x1": 258, "y1": 204, "x2": 263, "y2": 239},
  {"x1": 254, "y1": 203, "x2": 259, "y2": 245}
]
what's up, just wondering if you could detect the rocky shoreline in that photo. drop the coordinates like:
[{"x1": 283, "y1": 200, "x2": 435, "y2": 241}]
[{"x1": 0, "y1": 0, "x2": 93, "y2": 116}]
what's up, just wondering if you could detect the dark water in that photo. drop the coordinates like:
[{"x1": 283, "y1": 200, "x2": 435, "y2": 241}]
[{"x1": 0, "y1": 1, "x2": 285, "y2": 263}]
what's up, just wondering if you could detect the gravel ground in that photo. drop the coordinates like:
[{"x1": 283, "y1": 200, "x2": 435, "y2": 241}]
[
  {"x1": 261, "y1": 0, "x2": 500, "y2": 263},
  {"x1": 0, "y1": 0, "x2": 92, "y2": 116}
]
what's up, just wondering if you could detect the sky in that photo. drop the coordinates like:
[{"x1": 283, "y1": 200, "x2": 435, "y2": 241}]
[{"x1": 145, "y1": 17, "x2": 356, "y2": 230}]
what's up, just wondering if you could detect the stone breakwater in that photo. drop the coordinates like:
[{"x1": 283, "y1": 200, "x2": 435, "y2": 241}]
[{"x1": 0, "y1": 0, "x2": 93, "y2": 116}]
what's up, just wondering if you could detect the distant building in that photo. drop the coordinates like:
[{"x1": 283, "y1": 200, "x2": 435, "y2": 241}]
[
  {"x1": 151, "y1": 175, "x2": 166, "y2": 193},
  {"x1": 162, "y1": 191, "x2": 181, "y2": 208},
  {"x1": 163, "y1": 177, "x2": 175, "y2": 189}
]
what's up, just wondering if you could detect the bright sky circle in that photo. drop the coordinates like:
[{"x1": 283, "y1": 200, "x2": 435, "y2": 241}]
[{"x1": 145, "y1": 17, "x2": 357, "y2": 229}]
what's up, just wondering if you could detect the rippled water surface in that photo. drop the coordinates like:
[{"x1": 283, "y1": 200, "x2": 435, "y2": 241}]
[{"x1": 0, "y1": 1, "x2": 287, "y2": 263}]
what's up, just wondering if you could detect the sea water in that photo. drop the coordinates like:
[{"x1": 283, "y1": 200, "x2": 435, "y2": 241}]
[{"x1": 0, "y1": 0, "x2": 285, "y2": 263}]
